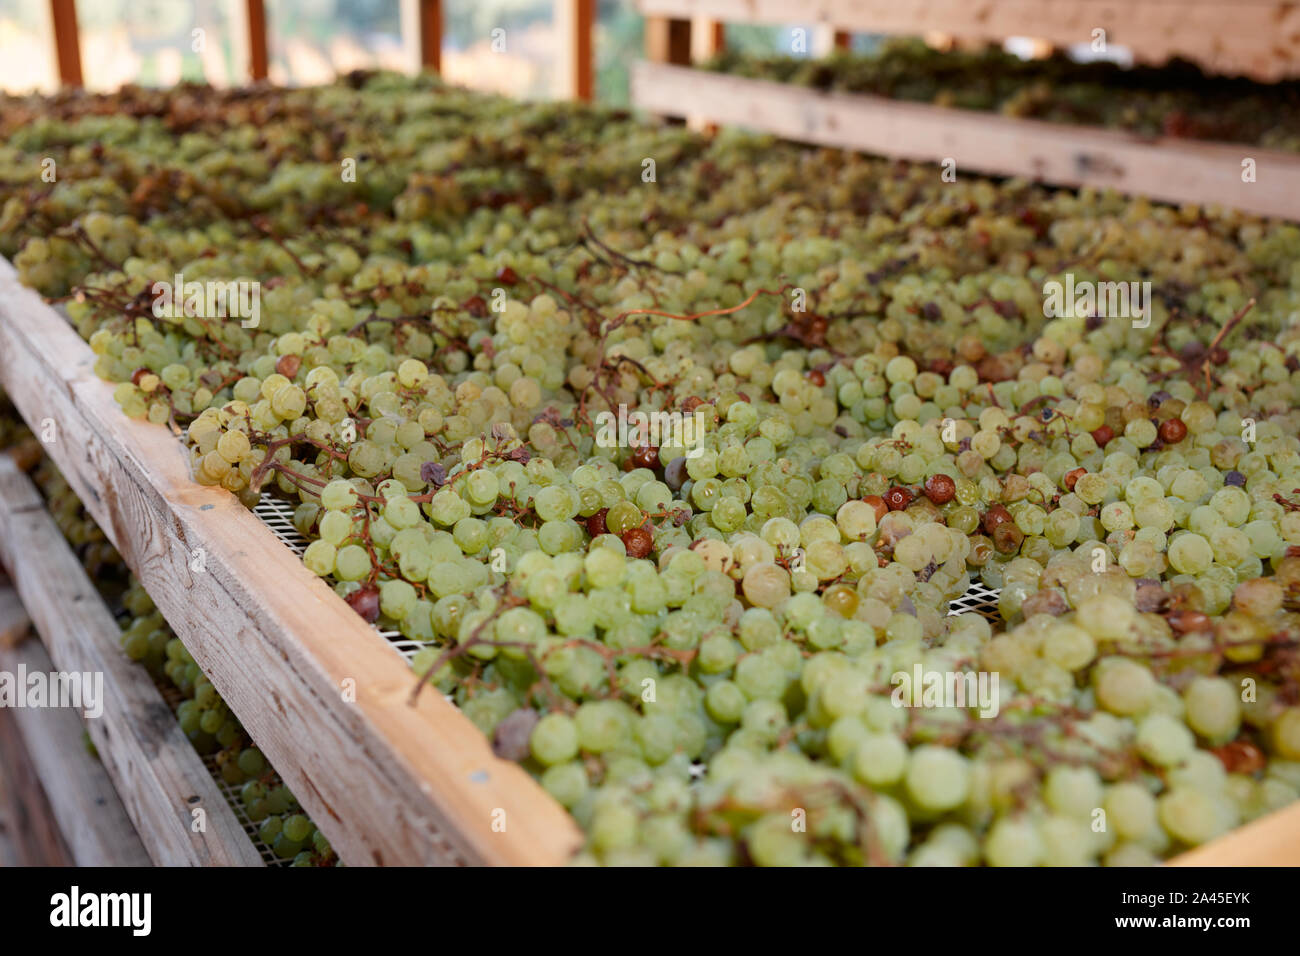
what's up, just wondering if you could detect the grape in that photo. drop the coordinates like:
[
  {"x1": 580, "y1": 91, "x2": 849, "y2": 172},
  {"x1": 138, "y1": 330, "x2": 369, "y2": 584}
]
[
  {"x1": 530, "y1": 713, "x2": 580, "y2": 766},
  {"x1": 905, "y1": 746, "x2": 971, "y2": 813},
  {"x1": 303, "y1": 539, "x2": 337, "y2": 577}
]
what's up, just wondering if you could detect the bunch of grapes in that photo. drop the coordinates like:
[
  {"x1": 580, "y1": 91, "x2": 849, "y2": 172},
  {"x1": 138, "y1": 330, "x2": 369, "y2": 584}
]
[{"x1": 3, "y1": 75, "x2": 1300, "y2": 866}]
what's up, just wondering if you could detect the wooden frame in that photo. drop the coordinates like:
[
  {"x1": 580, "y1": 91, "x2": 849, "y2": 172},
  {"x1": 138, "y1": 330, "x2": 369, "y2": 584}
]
[
  {"x1": 0, "y1": 455, "x2": 263, "y2": 866},
  {"x1": 631, "y1": 62, "x2": 1300, "y2": 222},
  {"x1": 636, "y1": 0, "x2": 1300, "y2": 80},
  {"x1": 0, "y1": 633, "x2": 153, "y2": 866},
  {"x1": 0, "y1": 259, "x2": 582, "y2": 867}
]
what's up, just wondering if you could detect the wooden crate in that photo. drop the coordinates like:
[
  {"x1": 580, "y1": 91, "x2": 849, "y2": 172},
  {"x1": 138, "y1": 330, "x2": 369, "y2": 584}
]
[
  {"x1": 0, "y1": 259, "x2": 582, "y2": 867},
  {"x1": 638, "y1": 0, "x2": 1300, "y2": 80},
  {"x1": 631, "y1": 61, "x2": 1300, "y2": 221}
]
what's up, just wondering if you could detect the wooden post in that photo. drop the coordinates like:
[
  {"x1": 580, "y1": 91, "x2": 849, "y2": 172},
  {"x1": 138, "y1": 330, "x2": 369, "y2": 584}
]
[
  {"x1": 691, "y1": 18, "x2": 724, "y2": 61},
  {"x1": 404, "y1": 0, "x2": 442, "y2": 73},
  {"x1": 646, "y1": 17, "x2": 691, "y2": 65},
  {"x1": 48, "y1": 0, "x2": 82, "y2": 87},
  {"x1": 556, "y1": 0, "x2": 594, "y2": 100},
  {"x1": 246, "y1": 0, "x2": 269, "y2": 81}
]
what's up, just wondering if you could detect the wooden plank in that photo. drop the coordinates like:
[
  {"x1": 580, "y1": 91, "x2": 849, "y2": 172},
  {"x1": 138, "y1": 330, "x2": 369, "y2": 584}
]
[
  {"x1": 0, "y1": 260, "x2": 583, "y2": 867},
  {"x1": 636, "y1": 0, "x2": 1300, "y2": 79},
  {"x1": 631, "y1": 62, "x2": 1300, "y2": 221},
  {"x1": 0, "y1": 705, "x2": 72, "y2": 866},
  {"x1": 0, "y1": 584, "x2": 30, "y2": 649},
  {"x1": 246, "y1": 0, "x2": 269, "y2": 81},
  {"x1": 0, "y1": 635, "x2": 152, "y2": 866},
  {"x1": 557, "y1": 0, "x2": 596, "y2": 100},
  {"x1": 1167, "y1": 801, "x2": 1300, "y2": 866},
  {"x1": 47, "y1": 0, "x2": 82, "y2": 88},
  {"x1": 0, "y1": 455, "x2": 263, "y2": 866},
  {"x1": 0, "y1": 766, "x2": 20, "y2": 866}
]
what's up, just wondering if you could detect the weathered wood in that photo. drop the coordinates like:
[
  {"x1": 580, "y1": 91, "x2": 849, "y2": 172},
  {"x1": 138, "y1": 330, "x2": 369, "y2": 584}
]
[
  {"x1": 0, "y1": 584, "x2": 30, "y2": 649},
  {"x1": 0, "y1": 455, "x2": 263, "y2": 866},
  {"x1": 631, "y1": 62, "x2": 1300, "y2": 222},
  {"x1": 0, "y1": 635, "x2": 152, "y2": 866},
  {"x1": 0, "y1": 259, "x2": 583, "y2": 866},
  {"x1": 637, "y1": 0, "x2": 1300, "y2": 79},
  {"x1": 0, "y1": 705, "x2": 72, "y2": 866}
]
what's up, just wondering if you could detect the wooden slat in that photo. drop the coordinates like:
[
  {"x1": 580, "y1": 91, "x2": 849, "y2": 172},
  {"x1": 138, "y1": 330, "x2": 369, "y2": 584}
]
[
  {"x1": 246, "y1": 0, "x2": 269, "y2": 81},
  {"x1": 0, "y1": 455, "x2": 263, "y2": 866},
  {"x1": 0, "y1": 635, "x2": 152, "y2": 866},
  {"x1": 631, "y1": 62, "x2": 1300, "y2": 221},
  {"x1": 636, "y1": 0, "x2": 1300, "y2": 80},
  {"x1": 1167, "y1": 801, "x2": 1300, "y2": 866},
  {"x1": 0, "y1": 260, "x2": 583, "y2": 867},
  {"x1": 0, "y1": 706, "x2": 71, "y2": 866},
  {"x1": 47, "y1": 0, "x2": 82, "y2": 87},
  {"x1": 557, "y1": 0, "x2": 595, "y2": 100},
  {"x1": 0, "y1": 583, "x2": 30, "y2": 649}
]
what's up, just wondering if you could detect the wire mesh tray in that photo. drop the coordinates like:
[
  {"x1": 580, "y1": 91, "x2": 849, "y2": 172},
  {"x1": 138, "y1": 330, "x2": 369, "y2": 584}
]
[{"x1": 251, "y1": 495, "x2": 1006, "y2": 664}]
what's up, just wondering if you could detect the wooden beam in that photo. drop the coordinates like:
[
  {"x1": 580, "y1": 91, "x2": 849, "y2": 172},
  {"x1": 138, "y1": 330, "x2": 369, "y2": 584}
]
[
  {"x1": 635, "y1": 0, "x2": 1300, "y2": 80},
  {"x1": 645, "y1": 17, "x2": 691, "y2": 65},
  {"x1": 630, "y1": 62, "x2": 1300, "y2": 222},
  {"x1": 0, "y1": 260, "x2": 583, "y2": 867},
  {"x1": 0, "y1": 455, "x2": 264, "y2": 866},
  {"x1": 0, "y1": 636, "x2": 153, "y2": 866},
  {"x1": 48, "y1": 0, "x2": 82, "y2": 88},
  {"x1": 246, "y1": 0, "x2": 269, "y2": 82},
  {"x1": 0, "y1": 706, "x2": 71, "y2": 866},
  {"x1": 557, "y1": 0, "x2": 595, "y2": 100}
]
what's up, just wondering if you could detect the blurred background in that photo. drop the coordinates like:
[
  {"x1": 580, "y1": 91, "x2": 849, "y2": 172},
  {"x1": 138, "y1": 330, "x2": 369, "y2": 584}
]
[
  {"x1": 0, "y1": 0, "x2": 1129, "y2": 102},
  {"x1": 0, "y1": 0, "x2": 886, "y2": 101}
]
